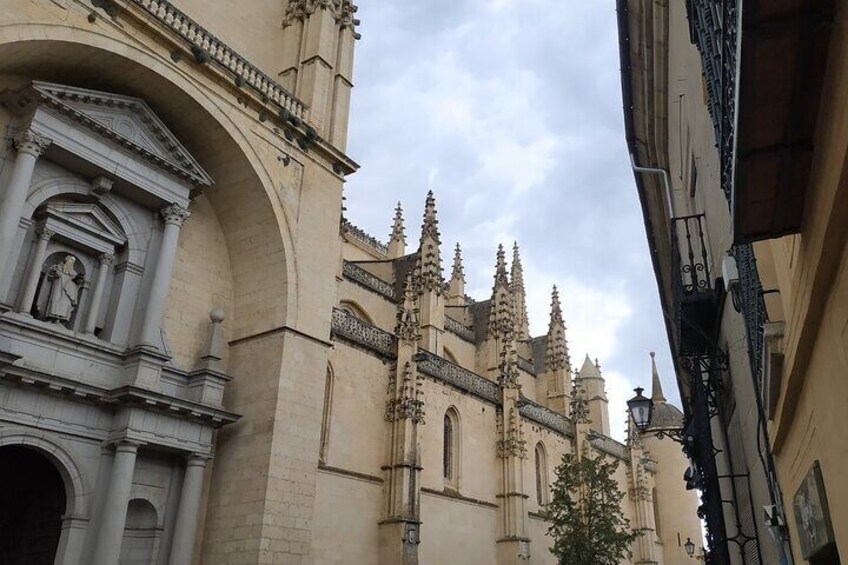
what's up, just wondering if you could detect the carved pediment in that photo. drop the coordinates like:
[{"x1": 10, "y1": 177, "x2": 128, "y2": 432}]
[
  {"x1": 41, "y1": 202, "x2": 127, "y2": 253},
  {"x1": 28, "y1": 82, "x2": 212, "y2": 188}
]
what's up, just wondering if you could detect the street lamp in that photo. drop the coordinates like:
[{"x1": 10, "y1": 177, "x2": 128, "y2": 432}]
[
  {"x1": 684, "y1": 537, "x2": 695, "y2": 558},
  {"x1": 627, "y1": 387, "x2": 653, "y2": 432}
]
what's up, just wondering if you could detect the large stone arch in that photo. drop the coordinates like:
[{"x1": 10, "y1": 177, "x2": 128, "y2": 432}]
[
  {"x1": 0, "y1": 430, "x2": 88, "y2": 518},
  {"x1": 0, "y1": 24, "x2": 298, "y2": 336}
]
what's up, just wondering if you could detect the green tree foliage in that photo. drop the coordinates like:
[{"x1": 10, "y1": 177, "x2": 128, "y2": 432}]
[{"x1": 547, "y1": 453, "x2": 639, "y2": 565}]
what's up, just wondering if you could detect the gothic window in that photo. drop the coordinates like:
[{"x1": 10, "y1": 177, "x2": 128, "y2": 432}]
[
  {"x1": 319, "y1": 365, "x2": 334, "y2": 463},
  {"x1": 443, "y1": 408, "x2": 460, "y2": 487},
  {"x1": 652, "y1": 487, "x2": 662, "y2": 538},
  {"x1": 339, "y1": 300, "x2": 374, "y2": 324},
  {"x1": 535, "y1": 443, "x2": 549, "y2": 506}
]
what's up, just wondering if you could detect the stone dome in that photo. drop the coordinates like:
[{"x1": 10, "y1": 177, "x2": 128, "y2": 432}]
[{"x1": 646, "y1": 401, "x2": 684, "y2": 431}]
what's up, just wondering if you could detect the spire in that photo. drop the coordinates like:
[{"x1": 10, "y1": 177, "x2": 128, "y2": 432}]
[
  {"x1": 650, "y1": 351, "x2": 666, "y2": 403},
  {"x1": 511, "y1": 242, "x2": 530, "y2": 340},
  {"x1": 448, "y1": 243, "x2": 466, "y2": 305},
  {"x1": 578, "y1": 354, "x2": 600, "y2": 378},
  {"x1": 415, "y1": 191, "x2": 443, "y2": 293},
  {"x1": 387, "y1": 201, "x2": 406, "y2": 258},
  {"x1": 487, "y1": 244, "x2": 514, "y2": 339},
  {"x1": 451, "y1": 243, "x2": 465, "y2": 282},
  {"x1": 545, "y1": 286, "x2": 570, "y2": 371}
]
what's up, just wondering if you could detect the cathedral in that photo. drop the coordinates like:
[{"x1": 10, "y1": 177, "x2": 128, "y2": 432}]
[{"x1": 0, "y1": 1, "x2": 700, "y2": 564}]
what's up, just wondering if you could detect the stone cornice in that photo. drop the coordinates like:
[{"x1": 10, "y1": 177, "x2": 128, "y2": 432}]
[
  {"x1": 330, "y1": 307, "x2": 395, "y2": 358},
  {"x1": 342, "y1": 261, "x2": 396, "y2": 301}
]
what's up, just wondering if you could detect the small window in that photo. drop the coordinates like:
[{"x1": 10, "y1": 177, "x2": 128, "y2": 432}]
[
  {"x1": 319, "y1": 366, "x2": 334, "y2": 463},
  {"x1": 535, "y1": 443, "x2": 549, "y2": 506},
  {"x1": 652, "y1": 487, "x2": 662, "y2": 538},
  {"x1": 443, "y1": 408, "x2": 460, "y2": 487}
]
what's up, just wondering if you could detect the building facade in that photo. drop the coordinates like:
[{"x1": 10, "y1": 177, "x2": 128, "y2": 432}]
[
  {"x1": 619, "y1": 0, "x2": 848, "y2": 564},
  {"x1": 0, "y1": 1, "x2": 700, "y2": 564}
]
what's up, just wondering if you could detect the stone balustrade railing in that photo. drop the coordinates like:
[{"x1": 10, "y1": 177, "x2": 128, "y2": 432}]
[
  {"x1": 340, "y1": 219, "x2": 389, "y2": 255},
  {"x1": 444, "y1": 316, "x2": 474, "y2": 342},
  {"x1": 415, "y1": 350, "x2": 500, "y2": 404},
  {"x1": 128, "y1": 0, "x2": 309, "y2": 123},
  {"x1": 588, "y1": 430, "x2": 630, "y2": 462},
  {"x1": 342, "y1": 261, "x2": 396, "y2": 300},
  {"x1": 331, "y1": 307, "x2": 394, "y2": 358},
  {"x1": 517, "y1": 356, "x2": 535, "y2": 375},
  {"x1": 519, "y1": 398, "x2": 571, "y2": 437}
]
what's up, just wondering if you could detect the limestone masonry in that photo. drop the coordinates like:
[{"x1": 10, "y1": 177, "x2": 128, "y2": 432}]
[{"x1": 0, "y1": 1, "x2": 700, "y2": 564}]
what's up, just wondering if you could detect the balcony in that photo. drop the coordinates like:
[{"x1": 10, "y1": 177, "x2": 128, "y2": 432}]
[
  {"x1": 671, "y1": 214, "x2": 722, "y2": 357},
  {"x1": 686, "y1": 0, "x2": 835, "y2": 243}
]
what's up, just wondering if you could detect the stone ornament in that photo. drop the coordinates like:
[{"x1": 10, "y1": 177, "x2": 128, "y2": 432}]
[
  {"x1": 570, "y1": 386, "x2": 590, "y2": 424},
  {"x1": 396, "y1": 275, "x2": 421, "y2": 345},
  {"x1": 38, "y1": 227, "x2": 56, "y2": 241},
  {"x1": 498, "y1": 344, "x2": 521, "y2": 390},
  {"x1": 497, "y1": 407, "x2": 527, "y2": 459},
  {"x1": 99, "y1": 252, "x2": 115, "y2": 266},
  {"x1": 161, "y1": 203, "x2": 191, "y2": 226},
  {"x1": 43, "y1": 255, "x2": 82, "y2": 324},
  {"x1": 282, "y1": 0, "x2": 360, "y2": 34},
  {"x1": 385, "y1": 362, "x2": 425, "y2": 424},
  {"x1": 13, "y1": 128, "x2": 52, "y2": 157}
]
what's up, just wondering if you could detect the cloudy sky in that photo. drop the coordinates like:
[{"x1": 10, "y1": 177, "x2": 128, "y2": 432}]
[{"x1": 344, "y1": 0, "x2": 677, "y2": 441}]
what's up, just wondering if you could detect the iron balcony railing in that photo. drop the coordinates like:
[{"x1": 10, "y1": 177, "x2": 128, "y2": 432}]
[
  {"x1": 671, "y1": 214, "x2": 721, "y2": 357},
  {"x1": 686, "y1": 0, "x2": 738, "y2": 203}
]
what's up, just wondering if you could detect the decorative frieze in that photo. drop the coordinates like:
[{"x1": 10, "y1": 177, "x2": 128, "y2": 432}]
[
  {"x1": 444, "y1": 316, "x2": 474, "y2": 342},
  {"x1": 341, "y1": 219, "x2": 389, "y2": 255},
  {"x1": 343, "y1": 261, "x2": 396, "y2": 300},
  {"x1": 519, "y1": 398, "x2": 571, "y2": 437},
  {"x1": 415, "y1": 350, "x2": 499, "y2": 404},
  {"x1": 331, "y1": 307, "x2": 395, "y2": 358}
]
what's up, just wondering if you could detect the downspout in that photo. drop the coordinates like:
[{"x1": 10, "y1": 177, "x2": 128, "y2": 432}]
[{"x1": 630, "y1": 153, "x2": 675, "y2": 219}]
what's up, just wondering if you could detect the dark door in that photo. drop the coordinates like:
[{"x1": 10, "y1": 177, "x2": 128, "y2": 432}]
[{"x1": 0, "y1": 445, "x2": 67, "y2": 565}]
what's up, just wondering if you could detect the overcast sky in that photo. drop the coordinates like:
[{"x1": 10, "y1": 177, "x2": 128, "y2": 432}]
[{"x1": 344, "y1": 0, "x2": 678, "y2": 442}]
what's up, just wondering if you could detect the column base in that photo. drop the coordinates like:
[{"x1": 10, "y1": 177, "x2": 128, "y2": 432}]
[
  {"x1": 496, "y1": 537, "x2": 531, "y2": 564},
  {"x1": 378, "y1": 518, "x2": 420, "y2": 565}
]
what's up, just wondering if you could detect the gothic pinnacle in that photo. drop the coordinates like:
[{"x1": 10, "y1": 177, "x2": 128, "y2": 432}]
[
  {"x1": 415, "y1": 191, "x2": 443, "y2": 292},
  {"x1": 451, "y1": 243, "x2": 465, "y2": 282},
  {"x1": 493, "y1": 243, "x2": 509, "y2": 289},
  {"x1": 511, "y1": 242, "x2": 529, "y2": 340},
  {"x1": 550, "y1": 285, "x2": 564, "y2": 326},
  {"x1": 389, "y1": 202, "x2": 406, "y2": 243},
  {"x1": 650, "y1": 351, "x2": 666, "y2": 403},
  {"x1": 387, "y1": 201, "x2": 407, "y2": 258}
]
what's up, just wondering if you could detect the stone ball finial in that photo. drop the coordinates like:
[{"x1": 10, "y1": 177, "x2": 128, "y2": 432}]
[
  {"x1": 650, "y1": 351, "x2": 655, "y2": 358},
  {"x1": 209, "y1": 308, "x2": 226, "y2": 323}
]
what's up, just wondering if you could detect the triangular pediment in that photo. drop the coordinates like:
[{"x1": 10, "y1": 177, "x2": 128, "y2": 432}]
[
  {"x1": 31, "y1": 82, "x2": 212, "y2": 188},
  {"x1": 44, "y1": 202, "x2": 127, "y2": 248}
]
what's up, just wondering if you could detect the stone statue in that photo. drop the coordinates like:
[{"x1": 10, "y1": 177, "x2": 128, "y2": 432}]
[{"x1": 44, "y1": 255, "x2": 81, "y2": 323}]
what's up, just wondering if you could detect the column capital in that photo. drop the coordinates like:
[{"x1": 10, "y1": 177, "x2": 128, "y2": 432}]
[
  {"x1": 99, "y1": 252, "x2": 115, "y2": 266},
  {"x1": 113, "y1": 440, "x2": 142, "y2": 454},
  {"x1": 37, "y1": 227, "x2": 56, "y2": 241},
  {"x1": 160, "y1": 203, "x2": 191, "y2": 226},
  {"x1": 13, "y1": 128, "x2": 52, "y2": 157},
  {"x1": 186, "y1": 453, "x2": 211, "y2": 467}
]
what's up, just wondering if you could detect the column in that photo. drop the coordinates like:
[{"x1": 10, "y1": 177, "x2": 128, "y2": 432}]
[
  {"x1": 91, "y1": 441, "x2": 139, "y2": 565},
  {"x1": 0, "y1": 129, "x2": 51, "y2": 272},
  {"x1": 137, "y1": 203, "x2": 190, "y2": 348},
  {"x1": 85, "y1": 252, "x2": 114, "y2": 334},
  {"x1": 168, "y1": 455, "x2": 208, "y2": 565},
  {"x1": 16, "y1": 227, "x2": 54, "y2": 313}
]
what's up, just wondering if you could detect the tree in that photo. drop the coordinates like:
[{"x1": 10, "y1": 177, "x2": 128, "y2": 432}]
[{"x1": 547, "y1": 453, "x2": 639, "y2": 565}]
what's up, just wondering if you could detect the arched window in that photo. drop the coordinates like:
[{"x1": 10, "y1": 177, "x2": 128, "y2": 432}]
[
  {"x1": 652, "y1": 487, "x2": 662, "y2": 538},
  {"x1": 338, "y1": 300, "x2": 374, "y2": 324},
  {"x1": 535, "y1": 443, "x2": 549, "y2": 506},
  {"x1": 443, "y1": 408, "x2": 460, "y2": 487},
  {"x1": 319, "y1": 365, "x2": 334, "y2": 463}
]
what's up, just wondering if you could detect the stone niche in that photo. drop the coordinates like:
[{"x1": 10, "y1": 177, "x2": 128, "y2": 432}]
[{"x1": 0, "y1": 80, "x2": 228, "y2": 399}]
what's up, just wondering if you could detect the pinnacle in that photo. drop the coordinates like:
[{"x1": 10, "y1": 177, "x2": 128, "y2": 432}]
[
  {"x1": 389, "y1": 201, "x2": 406, "y2": 243},
  {"x1": 511, "y1": 241, "x2": 525, "y2": 289},
  {"x1": 451, "y1": 243, "x2": 465, "y2": 281},
  {"x1": 493, "y1": 244, "x2": 509, "y2": 289},
  {"x1": 420, "y1": 191, "x2": 440, "y2": 244},
  {"x1": 578, "y1": 354, "x2": 599, "y2": 378},
  {"x1": 650, "y1": 351, "x2": 666, "y2": 403},
  {"x1": 549, "y1": 285, "x2": 564, "y2": 326}
]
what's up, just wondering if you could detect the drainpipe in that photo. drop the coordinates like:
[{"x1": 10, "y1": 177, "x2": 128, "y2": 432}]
[{"x1": 630, "y1": 153, "x2": 675, "y2": 218}]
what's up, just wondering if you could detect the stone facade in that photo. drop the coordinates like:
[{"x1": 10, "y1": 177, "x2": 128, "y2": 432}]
[{"x1": 0, "y1": 1, "x2": 699, "y2": 564}]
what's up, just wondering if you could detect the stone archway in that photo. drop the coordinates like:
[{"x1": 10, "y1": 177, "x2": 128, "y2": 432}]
[{"x1": 0, "y1": 445, "x2": 67, "y2": 565}]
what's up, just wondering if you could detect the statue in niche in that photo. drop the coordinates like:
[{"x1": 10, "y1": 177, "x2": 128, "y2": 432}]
[{"x1": 42, "y1": 255, "x2": 82, "y2": 324}]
